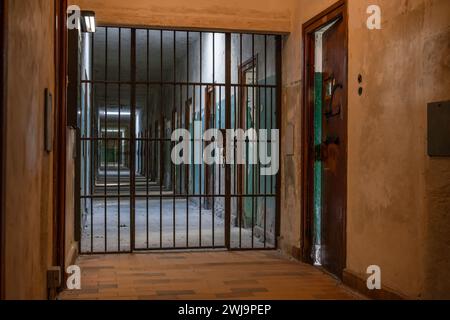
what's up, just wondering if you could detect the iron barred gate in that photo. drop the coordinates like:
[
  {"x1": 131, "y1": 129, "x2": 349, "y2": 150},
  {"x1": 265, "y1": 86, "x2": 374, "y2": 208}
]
[{"x1": 77, "y1": 27, "x2": 281, "y2": 253}]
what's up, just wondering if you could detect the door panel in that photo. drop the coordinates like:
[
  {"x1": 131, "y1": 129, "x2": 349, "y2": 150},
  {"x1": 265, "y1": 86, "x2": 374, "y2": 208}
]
[{"x1": 321, "y1": 17, "x2": 347, "y2": 278}]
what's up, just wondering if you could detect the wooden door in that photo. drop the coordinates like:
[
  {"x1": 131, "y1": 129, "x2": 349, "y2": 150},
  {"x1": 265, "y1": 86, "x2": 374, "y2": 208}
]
[{"x1": 321, "y1": 17, "x2": 347, "y2": 278}]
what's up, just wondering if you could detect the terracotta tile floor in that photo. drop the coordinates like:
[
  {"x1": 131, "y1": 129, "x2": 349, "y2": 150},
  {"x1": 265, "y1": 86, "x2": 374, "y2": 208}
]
[{"x1": 59, "y1": 250, "x2": 364, "y2": 300}]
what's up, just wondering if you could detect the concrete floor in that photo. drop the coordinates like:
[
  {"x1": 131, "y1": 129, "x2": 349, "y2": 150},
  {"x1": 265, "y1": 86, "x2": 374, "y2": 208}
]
[
  {"x1": 81, "y1": 199, "x2": 273, "y2": 253},
  {"x1": 59, "y1": 251, "x2": 363, "y2": 300}
]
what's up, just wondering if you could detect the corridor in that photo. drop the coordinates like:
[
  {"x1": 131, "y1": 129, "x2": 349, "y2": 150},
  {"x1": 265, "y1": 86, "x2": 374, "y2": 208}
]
[
  {"x1": 59, "y1": 251, "x2": 360, "y2": 300},
  {"x1": 1, "y1": 0, "x2": 449, "y2": 303}
]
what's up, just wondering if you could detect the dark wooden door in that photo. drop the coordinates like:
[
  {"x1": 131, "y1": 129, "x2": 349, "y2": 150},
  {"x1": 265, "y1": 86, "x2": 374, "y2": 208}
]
[{"x1": 321, "y1": 17, "x2": 347, "y2": 278}]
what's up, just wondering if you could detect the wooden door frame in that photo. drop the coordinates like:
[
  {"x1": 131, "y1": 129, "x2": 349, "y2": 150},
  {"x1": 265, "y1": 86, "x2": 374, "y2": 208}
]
[
  {"x1": 54, "y1": 0, "x2": 68, "y2": 290},
  {"x1": 301, "y1": 0, "x2": 348, "y2": 266},
  {"x1": 0, "y1": 0, "x2": 7, "y2": 300},
  {"x1": 184, "y1": 98, "x2": 192, "y2": 194}
]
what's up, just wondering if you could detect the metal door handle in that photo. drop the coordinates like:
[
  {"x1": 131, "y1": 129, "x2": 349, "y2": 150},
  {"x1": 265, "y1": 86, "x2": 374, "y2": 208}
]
[
  {"x1": 315, "y1": 136, "x2": 340, "y2": 161},
  {"x1": 324, "y1": 83, "x2": 343, "y2": 118}
]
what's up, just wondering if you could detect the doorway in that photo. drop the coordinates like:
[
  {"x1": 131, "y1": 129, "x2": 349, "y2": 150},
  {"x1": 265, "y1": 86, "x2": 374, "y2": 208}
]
[
  {"x1": 76, "y1": 28, "x2": 281, "y2": 254},
  {"x1": 301, "y1": 0, "x2": 348, "y2": 279}
]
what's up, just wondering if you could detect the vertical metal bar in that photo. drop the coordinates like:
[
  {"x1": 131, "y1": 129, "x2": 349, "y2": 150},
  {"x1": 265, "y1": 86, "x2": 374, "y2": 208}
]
[
  {"x1": 234, "y1": 84, "x2": 238, "y2": 249},
  {"x1": 186, "y1": 31, "x2": 190, "y2": 248},
  {"x1": 275, "y1": 35, "x2": 282, "y2": 246},
  {"x1": 211, "y1": 33, "x2": 215, "y2": 247},
  {"x1": 239, "y1": 33, "x2": 243, "y2": 249},
  {"x1": 255, "y1": 36, "x2": 262, "y2": 248},
  {"x1": 197, "y1": 34, "x2": 206, "y2": 247},
  {"x1": 118, "y1": 27, "x2": 122, "y2": 251},
  {"x1": 191, "y1": 84, "x2": 196, "y2": 248},
  {"x1": 104, "y1": 28, "x2": 108, "y2": 252},
  {"x1": 199, "y1": 85, "x2": 202, "y2": 247},
  {"x1": 186, "y1": 84, "x2": 191, "y2": 248},
  {"x1": 90, "y1": 32, "x2": 95, "y2": 253},
  {"x1": 211, "y1": 86, "x2": 222, "y2": 245},
  {"x1": 179, "y1": 93, "x2": 182, "y2": 195},
  {"x1": 178, "y1": 91, "x2": 182, "y2": 195},
  {"x1": 198, "y1": 32, "x2": 202, "y2": 247},
  {"x1": 212, "y1": 85, "x2": 216, "y2": 247},
  {"x1": 173, "y1": 30, "x2": 176, "y2": 248},
  {"x1": 130, "y1": 28, "x2": 137, "y2": 251},
  {"x1": 225, "y1": 33, "x2": 231, "y2": 249},
  {"x1": 219, "y1": 86, "x2": 222, "y2": 195},
  {"x1": 146, "y1": 29, "x2": 150, "y2": 249},
  {"x1": 263, "y1": 35, "x2": 267, "y2": 248},
  {"x1": 251, "y1": 33, "x2": 255, "y2": 249},
  {"x1": 82, "y1": 87, "x2": 87, "y2": 244},
  {"x1": 159, "y1": 30, "x2": 163, "y2": 249}
]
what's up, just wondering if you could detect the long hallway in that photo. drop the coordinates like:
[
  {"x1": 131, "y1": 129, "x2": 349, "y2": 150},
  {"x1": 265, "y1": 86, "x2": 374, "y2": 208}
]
[{"x1": 59, "y1": 251, "x2": 361, "y2": 300}]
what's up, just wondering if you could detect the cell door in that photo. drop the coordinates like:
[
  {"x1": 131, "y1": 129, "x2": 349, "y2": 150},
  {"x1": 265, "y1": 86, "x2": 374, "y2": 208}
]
[{"x1": 320, "y1": 17, "x2": 348, "y2": 278}]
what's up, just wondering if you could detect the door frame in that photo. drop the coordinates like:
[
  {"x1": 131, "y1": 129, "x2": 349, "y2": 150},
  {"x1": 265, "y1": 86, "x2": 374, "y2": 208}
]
[
  {"x1": 0, "y1": 0, "x2": 7, "y2": 300},
  {"x1": 75, "y1": 27, "x2": 281, "y2": 253},
  {"x1": 54, "y1": 0, "x2": 68, "y2": 289},
  {"x1": 301, "y1": 0, "x2": 348, "y2": 267}
]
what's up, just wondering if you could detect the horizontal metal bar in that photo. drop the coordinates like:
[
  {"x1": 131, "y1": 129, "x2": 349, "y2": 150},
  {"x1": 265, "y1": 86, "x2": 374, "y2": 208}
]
[
  {"x1": 82, "y1": 138, "x2": 277, "y2": 143},
  {"x1": 79, "y1": 247, "x2": 277, "y2": 255},
  {"x1": 133, "y1": 246, "x2": 227, "y2": 252},
  {"x1": 81, "y1": 79, "x2": 276, "y2": 88},
  {"x1": 228, "y1": 248, "x2": 276, "y2": 252},
  {"x1": 80, "y1": 250, "x2": 133, "y2": 255},
  {"x1": 81, "y1": 194, "x2": 277, "y2": 199}
]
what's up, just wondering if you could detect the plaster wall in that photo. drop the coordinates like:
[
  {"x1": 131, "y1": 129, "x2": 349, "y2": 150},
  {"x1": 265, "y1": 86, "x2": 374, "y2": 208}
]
[{"x1": 4, "y1": 0, "x2": 56, "y2": 299}]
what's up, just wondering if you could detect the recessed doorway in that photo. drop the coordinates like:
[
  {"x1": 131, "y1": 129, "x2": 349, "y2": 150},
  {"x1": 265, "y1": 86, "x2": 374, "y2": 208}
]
[{"x1": 302, "y1": 0, "x2": 348, "y2": 279}]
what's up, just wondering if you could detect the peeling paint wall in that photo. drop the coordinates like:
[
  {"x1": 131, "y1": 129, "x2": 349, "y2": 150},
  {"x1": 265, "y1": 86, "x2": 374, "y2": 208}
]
[
  {"x1": 283, "y1": 0, "x2": 450, "y2": 298},
  {"x1": 69, "y1": 0, "x2": 293, "y2": 33},
  {"x1": 4, "y1": 0, "x2": 55, "y2": 299}
]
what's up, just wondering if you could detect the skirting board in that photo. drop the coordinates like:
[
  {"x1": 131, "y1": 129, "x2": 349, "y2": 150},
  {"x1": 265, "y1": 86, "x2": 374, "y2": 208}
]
[{"x1": 343, "y1": 269, "x2": 407, "y2": 300}]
